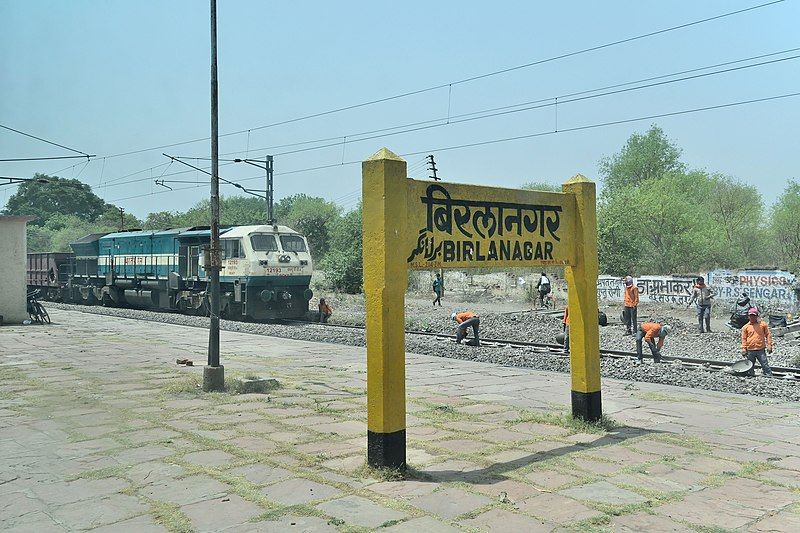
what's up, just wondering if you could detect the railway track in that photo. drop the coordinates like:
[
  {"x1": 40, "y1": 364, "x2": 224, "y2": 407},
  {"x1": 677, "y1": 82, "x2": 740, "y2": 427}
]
[{"x1": 284, "y1": 319, "x2": 800, "y2": 381}]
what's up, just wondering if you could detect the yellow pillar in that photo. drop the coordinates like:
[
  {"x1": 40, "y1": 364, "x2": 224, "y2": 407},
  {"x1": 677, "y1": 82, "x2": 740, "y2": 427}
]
[
  {"x1": 562, "y1": 175, "x2": 602, "y2": 421},
  {"x1": 362, "y1": 148, "x2": 408, "y2": 468}
]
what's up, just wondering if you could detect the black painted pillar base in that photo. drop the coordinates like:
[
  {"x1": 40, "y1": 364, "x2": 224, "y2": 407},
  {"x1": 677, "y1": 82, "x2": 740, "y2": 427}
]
[
  {"x1": 367, "y1": 429, "x2": 406, "y2": 470},
  {"x1": 571, "y1": 390, "x2": 602, "y2": 422}
]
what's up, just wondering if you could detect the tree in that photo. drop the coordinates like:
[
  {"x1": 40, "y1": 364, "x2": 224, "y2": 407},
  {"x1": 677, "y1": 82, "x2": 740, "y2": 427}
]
[
  {"x1": 706, "y1": 173, "x2": 767, "y2": 267},
  {"x1": 520, "y1": 181, "x2": 561, "y2": 192},
  {"x1": 598, "y1": 125, "x2": 684, "y2": 198},
  {"x1": 319, "y1": 206, "x2": 362, "y2": 293},
  {"x1": 770, "y1": 180, "x2": 800, "y2": 272},
  {"x1": 2, "y1": 174, "x2": 111, "y2": 226},
  {"x1": 275, "y1": 194, "x2": 341, "y2": 261}
]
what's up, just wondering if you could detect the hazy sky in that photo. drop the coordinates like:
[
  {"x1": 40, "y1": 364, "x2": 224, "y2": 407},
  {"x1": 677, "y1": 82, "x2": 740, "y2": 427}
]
[{"x1": 2, "y1": 0, "x2": 798, "y2": 219}]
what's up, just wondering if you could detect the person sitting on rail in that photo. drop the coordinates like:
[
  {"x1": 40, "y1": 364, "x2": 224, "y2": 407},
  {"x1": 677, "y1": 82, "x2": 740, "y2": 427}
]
[
  {"x1": 687, "y1": 276, "x2": 715, "y2": 333},
  {"x1": 636, "y1": 322, "x2": 671, "y2": 363},
  {"x1": 535, "y1": 272, "x2": 551, "y2": 308},
  {"x1": 318, "y1": 298, "x2": 332, "y2": 323},
  {"x1": 741, "y1": 307, "x2": 774, "y2": 377},
  {"x1": 622, "y1": 275, "x2": 639, "y2": 336},
  {"x1": 730, "y1": 292, "x2": 757, "y2": 329},
  {"x1": 452, "y1": 311, "x2": 480, "y2": 346}
]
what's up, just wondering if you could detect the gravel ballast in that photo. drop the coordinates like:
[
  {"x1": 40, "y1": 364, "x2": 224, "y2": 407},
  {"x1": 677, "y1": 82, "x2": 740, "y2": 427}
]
[{"x1": 46, "y1": 300, "x2": 800, "y2": 402}]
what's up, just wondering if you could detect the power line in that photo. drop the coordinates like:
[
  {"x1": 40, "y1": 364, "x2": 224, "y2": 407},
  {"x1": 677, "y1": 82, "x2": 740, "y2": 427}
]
[
  {"x1": 166, "y1": 48, "x2": 800, "y2": 161},
  {"x1": 0, "y1": 124, "x2": 94, "y2": 157},
  {"x1": 0, "y1": 154, "x2": 96, "y2": 162},
  {"x1": 97, "y1": 0, "x2": 785, "y2": 160},
  {"x1": 108, "y1": 90, "x2": 800, "y2": 204}
]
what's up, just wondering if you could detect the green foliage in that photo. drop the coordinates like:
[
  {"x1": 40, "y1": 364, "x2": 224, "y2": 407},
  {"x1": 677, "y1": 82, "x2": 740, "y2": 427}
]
[
  {"x1": 319, "y1": 206, "x2": 362, "y2": 293},
  {"x1": 3, "y1": 174, "x2": 112, "y2": 226},
  {"x1": 275, "y1": 194, "x2": 340, "y2": 261},
  {"x1": 596, "y1": 126, "x2": 771, "y2": 274},
  {"x1": 770, "y1": 180, "x2": 800, "y2": 273},
  {"x1": 599, "y1": 125, "x2": 684, "y2": 198},
  {"x1": 520, "y1": 181, "x2": 561, "y2": 192}
]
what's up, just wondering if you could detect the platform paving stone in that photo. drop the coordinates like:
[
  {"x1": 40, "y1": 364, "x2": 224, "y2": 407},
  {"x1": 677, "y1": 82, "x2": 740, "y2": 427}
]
[
  {"x1": 559, "y1": 480, "x2": 648, "y2": 505},
  {"x1": 225, "y1": 514, "x2": 339, "y2": 532},
  {"x1": 226, "y1": 463, "x2": 294, "y2": 485},
  {"x1": 409, "y1": 486, "x2": 492, "y2": 519},
  {"x1": 316, "y1": 495, "x2": 408, "y2": 528},
  {"x1": 260, "y1": 477, "x2": 343, "y2": 505},
  {"x1": 50, "y1": 493, "x2": 150, "y2": 530},
  {"x1": 516, "y1": 492, "x2": 606, "y2": 524},
  {"x1": 142, "y1": 474, "x2": 230, "y2": 505},
  {"x1": 5, "y1": 308, "x2": 800, "y2": 532},
  {"x1": 181, "y1": 494, "x2": 264, "y2": 531},
  {"x1": 609, "y1": 512, "x2": 695, "y2": 532},
  {"x1": 461, "y1": 507, "x2": 557, "y2": 532}
]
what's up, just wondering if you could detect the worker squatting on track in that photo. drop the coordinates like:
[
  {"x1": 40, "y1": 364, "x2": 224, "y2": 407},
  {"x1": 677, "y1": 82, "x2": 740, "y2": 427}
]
[
  {"x1": 452, "y1": 311, "x2": 480, "y2": 346},
  {"x1": 741, "y1": 307, "x2": 774, "y2": 377},
  {"x1": 318, "y1": 298, "x2": 332, "y2": 323},
  {"x1": 636, "y1": 322, "x2": 671, "y2": 363},
  {"x1": 688, "y1": 276, "x2": 715, "y2": 333},
  {"x1": 622, "y1": 275, "x2": 639, "y2": 336}
]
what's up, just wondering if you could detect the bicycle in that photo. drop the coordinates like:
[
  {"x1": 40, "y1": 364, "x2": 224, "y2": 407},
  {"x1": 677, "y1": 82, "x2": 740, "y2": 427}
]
[{"x1": 27, "y1": 290, "x2": 50, "y2": 324}]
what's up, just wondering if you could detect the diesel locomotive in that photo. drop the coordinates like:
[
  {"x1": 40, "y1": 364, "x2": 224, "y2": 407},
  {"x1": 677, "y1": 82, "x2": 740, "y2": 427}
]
[{"x1": 26, "y1": 224, "x2": 314, "y2": 320}]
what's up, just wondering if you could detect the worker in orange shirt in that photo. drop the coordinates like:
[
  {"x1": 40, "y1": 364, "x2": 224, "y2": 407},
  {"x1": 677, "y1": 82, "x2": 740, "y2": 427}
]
[
  {"x1": 562, "y1": 306, "x2": 570, "y2": 351},
  {"x1": 623, "y1": 276, "x2": 639, "y2": 336},
  {"x1": 741, "y1": 307, "x2": 774, "y2": 377},
  {"x1": 452, "y1": 311, "x2": 480, "y2": 346},
  {"x1": 636, "y1": 322, "x2": 670, "y2": 363},
  {"x1": 318, "y1": 298, "x2": 332, "y2": 323}
]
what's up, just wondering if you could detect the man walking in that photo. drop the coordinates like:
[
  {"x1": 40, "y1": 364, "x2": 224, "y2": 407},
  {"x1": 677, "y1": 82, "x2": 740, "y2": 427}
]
[
  {"x1": 687, "y1": 276, "x2": 715, "y2": 333},
  {"x1": 535, "y1": 272, "x2": 551, "y2": 308},
  {"x1": 636, "y1": 322, "x2": 670, "y2": 363},
  {"x1": 433, "y1": 272, "x2": 444, "y2": 306},
  {"x1": 622, "y1": 276, "x2": 639, "y2": 335},
  {"x1": 741, "y1": 307, "x2": 774, "y2": 377},
  {"x1": 452, "y1": 311, "x2": 480, "y2": 346}
]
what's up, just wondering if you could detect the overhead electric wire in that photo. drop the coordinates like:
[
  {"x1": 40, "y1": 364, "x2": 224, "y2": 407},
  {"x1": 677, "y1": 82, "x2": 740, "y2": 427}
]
[
  {"x1": 0, "y1": 124, "x2": 94, "y2": 158},
  {"x1": 165, "y1": 48, "x2": 800, "y2": 163},
  {"x1": 97, "y1": 0, "x2": 785, "y2": 161},
  {"x1": 108, "y1": 90, "x2": 800, "y2": 204},
  {"x1": 0, "y1": 154, "x2": 96, "y2": 162}
]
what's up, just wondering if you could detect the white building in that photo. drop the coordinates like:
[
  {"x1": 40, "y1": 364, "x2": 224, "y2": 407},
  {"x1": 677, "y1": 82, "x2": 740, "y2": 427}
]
[{"x1": 0, "y1": 216, "x2": 35, "y2": 324}]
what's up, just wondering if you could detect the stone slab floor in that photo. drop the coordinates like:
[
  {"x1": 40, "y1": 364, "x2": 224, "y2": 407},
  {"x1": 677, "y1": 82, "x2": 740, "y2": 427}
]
[{"x1": 1, "y1": 308, "x2": 799, "y2": 532}]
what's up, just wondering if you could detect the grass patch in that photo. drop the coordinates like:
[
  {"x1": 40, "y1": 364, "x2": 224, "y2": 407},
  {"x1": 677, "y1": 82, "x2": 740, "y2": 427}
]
[
  {"x1": 67, "y1": 465, "x2": 130, "y2": 481},
  {"x1": 588, "y1": 500, "x2": 653, "y2": 517},
  {"x1": 514, "y1": 410, "x2": 618, "y2": 433},
  {"x1": 738, "y1": 460, "x2": 775, "y2": 477},
  {"x1": 570, "y1": 514, "x2": 612, "y2": 532},
  {"x1": 147, "y1": 499, "x2": 193, "y2": 533},
  {"x1": 635, "y1": 391, "x2": 700, "y2": 403}
]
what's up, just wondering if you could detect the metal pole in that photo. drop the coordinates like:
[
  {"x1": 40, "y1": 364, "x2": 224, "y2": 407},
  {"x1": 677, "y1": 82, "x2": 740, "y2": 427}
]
[
  {"x1": 266, "y1": 155, "x2": 274, "y2": 224},
  {"x1": 208, "y1": 0, "x2": 221, "y2": 369}
]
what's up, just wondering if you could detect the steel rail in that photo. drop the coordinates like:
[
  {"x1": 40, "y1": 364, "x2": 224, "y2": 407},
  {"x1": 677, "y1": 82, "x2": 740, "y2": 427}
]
[{"x1": 282, "y1": 319, "x2": 800, "y2": 380}]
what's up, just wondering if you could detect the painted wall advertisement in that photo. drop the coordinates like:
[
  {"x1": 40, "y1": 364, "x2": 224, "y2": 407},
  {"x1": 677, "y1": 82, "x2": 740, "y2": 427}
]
[{"x1": 598, "y1": 270, "x2": 798, "y2": 308}]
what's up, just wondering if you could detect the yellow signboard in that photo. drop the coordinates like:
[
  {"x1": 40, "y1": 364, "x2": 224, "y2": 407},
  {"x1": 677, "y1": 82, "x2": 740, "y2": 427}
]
[
  {"x1": 405, "y1": 179, "x2": 576, "y2": 269},
  {"x1": 361, "y1": 148, "x2": 600, "y2": 470}
]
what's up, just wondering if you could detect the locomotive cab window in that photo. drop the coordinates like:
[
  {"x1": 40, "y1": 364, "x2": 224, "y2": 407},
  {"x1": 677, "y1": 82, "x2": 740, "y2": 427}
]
[
  {"x1": 280, "y1": 235, "x2": 306, "y2": 252},
  {"x1": 250, "y1": 234, "x2": 278, "y2": 252},
  {"x1": 222, "y1": 239, "x2": 245, "y2": 259}
]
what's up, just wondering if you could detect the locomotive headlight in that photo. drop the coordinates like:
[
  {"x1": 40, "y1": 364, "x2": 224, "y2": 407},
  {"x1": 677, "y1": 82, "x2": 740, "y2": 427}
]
[
  {"x1": 278, "y1": 254, "x2": 291, "y2": 263},
  {"x1": 281, "y1": 291, "x2": 292, "y2": 300},
  {"x1": 304, "y1": 289, "x2": 313, "y2": 300},
  {"x1": 260, "y1": 290, "x2": 275, "y2": 302}
]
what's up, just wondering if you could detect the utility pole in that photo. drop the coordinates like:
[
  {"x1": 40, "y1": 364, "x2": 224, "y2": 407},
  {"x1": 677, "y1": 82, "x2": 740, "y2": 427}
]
[
  {"x1": 266, "y1": 155, "x2": 274, "y2": 225},
  {"x1": 427, "y1": 154, "x2": 439, "y2": 181},
  {"x1": 204, "y1": 0, "x2": 224, "y2": 392},
  {"x1": 118, "y1": 207, "x2": 125, "y2": 231}
]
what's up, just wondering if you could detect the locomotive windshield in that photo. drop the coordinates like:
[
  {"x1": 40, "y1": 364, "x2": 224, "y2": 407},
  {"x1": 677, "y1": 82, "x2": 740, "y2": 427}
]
[
  {"x1": 250, "y1": 234, "x2": 279, "y2": 251},
  {"x1": 280, "y1": 235, "x2": 307, "y2": 252}
]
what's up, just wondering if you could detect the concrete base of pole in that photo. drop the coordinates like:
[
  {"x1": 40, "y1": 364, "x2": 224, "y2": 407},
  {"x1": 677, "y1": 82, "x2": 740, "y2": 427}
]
[{"x1": 203, "y1": 365, "x2": 225, "y2": 392}]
